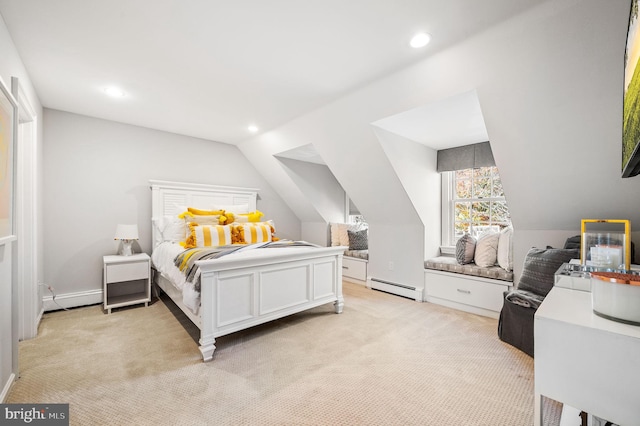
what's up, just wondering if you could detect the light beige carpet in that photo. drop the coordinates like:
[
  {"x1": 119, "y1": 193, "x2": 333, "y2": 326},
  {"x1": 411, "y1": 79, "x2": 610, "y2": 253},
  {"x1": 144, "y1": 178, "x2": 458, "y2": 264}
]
[{"x1": 7, "y1": 282, "x2": 559, "y2": 425}]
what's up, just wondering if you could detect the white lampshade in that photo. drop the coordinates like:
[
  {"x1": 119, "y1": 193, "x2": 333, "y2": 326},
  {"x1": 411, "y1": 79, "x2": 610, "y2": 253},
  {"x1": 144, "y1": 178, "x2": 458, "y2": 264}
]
[
  {"x1": 114, "y1": 224, "x2": 139, "y2": 241},
  {"x1": 114, "y1": 224, "x2": 138, "y2": 256}
]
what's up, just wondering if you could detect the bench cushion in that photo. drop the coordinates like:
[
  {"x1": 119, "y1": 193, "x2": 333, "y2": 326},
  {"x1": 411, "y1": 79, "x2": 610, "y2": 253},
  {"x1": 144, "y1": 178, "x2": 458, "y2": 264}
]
[
  {"x1": 424, "y1": 256, "x2": 513, "y2": 282},
  {"x1": 344, "y1": 249, "x2": 369, "y2": 260}
]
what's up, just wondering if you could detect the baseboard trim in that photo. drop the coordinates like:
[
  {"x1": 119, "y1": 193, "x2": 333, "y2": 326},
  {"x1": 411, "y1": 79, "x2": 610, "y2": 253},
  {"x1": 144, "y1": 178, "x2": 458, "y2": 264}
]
[
  {"x1": 1, "y1": 373, "x2": 15, "y2": 403},
  {"x1": 367, "y1": 278, "x2": 424, "y2": 302},
  {"x1": 35, "y1": 307, "x2": 44, "y2": 330},
  {"x1": 43, "y1": 289, "x2": 102, "y2": 312}
]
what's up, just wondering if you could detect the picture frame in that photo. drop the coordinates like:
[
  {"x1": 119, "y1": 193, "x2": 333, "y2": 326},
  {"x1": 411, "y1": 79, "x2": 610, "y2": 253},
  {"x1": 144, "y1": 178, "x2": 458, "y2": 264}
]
[
  {"x1": 0, "y1": 75, "x2": 18, "y2": 241},
  {"x1": 581, "y1": 219, "x2": 631, "y2": 270}
]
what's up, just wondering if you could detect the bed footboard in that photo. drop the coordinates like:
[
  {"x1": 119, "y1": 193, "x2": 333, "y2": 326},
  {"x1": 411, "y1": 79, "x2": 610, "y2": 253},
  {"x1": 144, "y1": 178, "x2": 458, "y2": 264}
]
[{"x1": 197, "y1": 246, "x2": 345, "y2": 361}]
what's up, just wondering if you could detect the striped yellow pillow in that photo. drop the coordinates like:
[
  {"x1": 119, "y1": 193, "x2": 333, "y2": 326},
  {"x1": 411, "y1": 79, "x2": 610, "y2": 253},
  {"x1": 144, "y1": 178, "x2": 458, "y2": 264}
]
[
  {"x1": 184, "y1": 223, "x2": 232, "y2": 248},
  {"x1": 237, "y1": 223, "x2": 272, "y2": 244}
]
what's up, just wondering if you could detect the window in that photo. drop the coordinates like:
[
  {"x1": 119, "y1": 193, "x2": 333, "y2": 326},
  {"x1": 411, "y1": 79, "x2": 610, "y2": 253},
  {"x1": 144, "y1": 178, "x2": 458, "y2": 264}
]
[
  {"x1": 442, "y1": 166, "x2": 511, "y2": 246},
  {"x1": 348, "y1": 214, "x2": 367, "y2": 226},
  {"x1": 346, "y1": 195, "x2": 366, "y2": 226}
]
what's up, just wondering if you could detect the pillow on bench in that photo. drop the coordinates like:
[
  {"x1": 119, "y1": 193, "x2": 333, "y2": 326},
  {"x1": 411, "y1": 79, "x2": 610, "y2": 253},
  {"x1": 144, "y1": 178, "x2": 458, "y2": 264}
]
[
  {"x1": 347, "y1": 229, "x2": 368, "y2": 250},
  {"x1": 456, "y1": 227, "x2": 513, "y2": 271},
  {"x1": 475, "y1": 232, "x2": 500, "y2": 267},
  {"x1": 456, "y1": 234, "x2": 476, "y2": 264},
  {"x1": 517, "y1": 247, "x2": 579, "y2": 296}
]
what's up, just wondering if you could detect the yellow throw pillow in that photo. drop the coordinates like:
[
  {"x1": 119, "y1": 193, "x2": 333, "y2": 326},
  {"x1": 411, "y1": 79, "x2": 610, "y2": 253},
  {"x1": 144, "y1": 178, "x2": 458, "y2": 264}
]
[
  {"x1": 184, "y1": 214, "x2": 225, "y2": 225},
  {"x1": 235, "y1": 210, "x2": 264, "y2": 223},
  {"x1": 187, "y1": 207, "x2": 225, "y2": 216},
  {"x1": 230, "y1": 225, "x2": 243, "y2": 244},
  {"x1": 236, "y1": 223, "x2": 272, "y2": 244},
  {"x1": 191, "y1": 214, "x2": 225, "y2": 225},
  {"x1": 178, "y1": 211, "x2": 227, "y2": 225},
  {"x1": 184, "y1": 223, "x2": 233, "y2": 248},
  {"x1": 253, "y1": 220, "x2": 276, "y2": 236},
  {"x1": 221, "y1": 212, "x2": 234, "y2": 225}
]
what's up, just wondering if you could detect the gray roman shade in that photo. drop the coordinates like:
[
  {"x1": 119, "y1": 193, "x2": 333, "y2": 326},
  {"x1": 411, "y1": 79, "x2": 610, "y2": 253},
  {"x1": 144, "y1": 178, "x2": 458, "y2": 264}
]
[{"x1": 436, "y1": 141, "x2": 495, "y2": 172}]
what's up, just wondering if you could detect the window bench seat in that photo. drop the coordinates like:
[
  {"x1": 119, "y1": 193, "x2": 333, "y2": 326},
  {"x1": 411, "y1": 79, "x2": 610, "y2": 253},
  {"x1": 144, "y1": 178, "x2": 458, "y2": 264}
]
[
  {"x1": 424, "y1": 256, "x2": 513, "y2": 319},
  {"x1": 342, "y1": 250, "x2": 368, "y2": 285}
]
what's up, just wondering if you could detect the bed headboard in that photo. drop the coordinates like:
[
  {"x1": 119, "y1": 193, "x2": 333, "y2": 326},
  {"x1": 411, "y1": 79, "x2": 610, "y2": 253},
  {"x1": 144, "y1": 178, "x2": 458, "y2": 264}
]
[{"x1": 150, "y1": 180, "x2": 259, "y2": 247}]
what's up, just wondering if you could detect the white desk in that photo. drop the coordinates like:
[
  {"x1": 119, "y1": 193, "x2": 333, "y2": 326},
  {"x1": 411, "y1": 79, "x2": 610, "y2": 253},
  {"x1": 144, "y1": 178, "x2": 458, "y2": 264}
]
[{"x1": 534, "y1": 287, "x2": 640, "y2": 425}]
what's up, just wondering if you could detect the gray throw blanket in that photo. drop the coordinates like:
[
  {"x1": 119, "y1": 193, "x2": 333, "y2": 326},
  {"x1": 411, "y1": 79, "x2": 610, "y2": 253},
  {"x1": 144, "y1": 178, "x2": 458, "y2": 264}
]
[
  {"x1": 505, "y1": 289, "x2": 545, "y2": 309},
  {"x1": 174, "y1": 240, "x2": 320, "y2": 292}
]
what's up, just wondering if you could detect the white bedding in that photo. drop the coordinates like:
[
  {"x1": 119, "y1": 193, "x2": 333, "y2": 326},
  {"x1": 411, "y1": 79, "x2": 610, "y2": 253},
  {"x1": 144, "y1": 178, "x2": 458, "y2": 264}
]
[
  {"x1": 151, "y1": 242, "x2": 188, "y2": 290},
  {"x1": 151, "y1": 242, "x2": 202, "y2": 313}
]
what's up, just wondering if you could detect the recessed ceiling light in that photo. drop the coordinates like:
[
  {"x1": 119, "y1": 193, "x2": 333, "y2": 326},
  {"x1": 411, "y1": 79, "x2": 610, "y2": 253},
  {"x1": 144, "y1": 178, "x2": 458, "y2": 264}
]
[
  {"x1": 248, "y1": 124, "x2": 259, "y2": 133},
  {"x1": 410, "y1": 32, "x2": 431, "y2": 48},
  {"x1": 104, "y1": 86, "x2": 126, "y2": 97}
]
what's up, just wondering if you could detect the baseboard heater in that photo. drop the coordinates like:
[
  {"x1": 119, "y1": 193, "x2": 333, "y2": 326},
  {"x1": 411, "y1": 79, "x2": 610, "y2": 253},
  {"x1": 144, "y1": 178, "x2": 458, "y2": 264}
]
[{"x1": 368, "y1": 278, "x2": 423, "y2": 302}]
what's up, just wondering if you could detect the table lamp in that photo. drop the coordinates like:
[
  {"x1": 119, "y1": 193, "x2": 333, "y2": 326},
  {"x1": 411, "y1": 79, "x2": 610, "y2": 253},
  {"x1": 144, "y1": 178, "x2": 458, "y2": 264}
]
[{"x1": 114, "y1": 224, "x2": 139, "y2": 256}]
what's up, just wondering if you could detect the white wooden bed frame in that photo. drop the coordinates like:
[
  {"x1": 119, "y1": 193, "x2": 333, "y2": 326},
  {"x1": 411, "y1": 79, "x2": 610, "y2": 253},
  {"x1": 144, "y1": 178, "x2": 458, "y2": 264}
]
[{"x1": 150, "y1": 180, "x2": 344, "y2": 361}]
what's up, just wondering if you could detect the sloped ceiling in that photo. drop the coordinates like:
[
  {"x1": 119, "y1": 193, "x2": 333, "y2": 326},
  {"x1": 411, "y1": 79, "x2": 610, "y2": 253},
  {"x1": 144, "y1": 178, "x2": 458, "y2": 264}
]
[
  {"x1": 274, "y1": 144, "x2": 326, "y2": 165},
  {"x1": 0, "y1": 0, "x2": 546, "y2": 144},
  {"x1": 372, "y1": 89, "x2": 488, "y2": 149},
  {"x1": 238, "y1": 0, "x2": 637, "y2": 246}
]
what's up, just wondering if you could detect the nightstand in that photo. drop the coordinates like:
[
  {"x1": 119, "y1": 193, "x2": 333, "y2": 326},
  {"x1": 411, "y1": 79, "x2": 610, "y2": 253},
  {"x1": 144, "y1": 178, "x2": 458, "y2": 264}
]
[{"x1": 103, "y1": 253, "x2": 151, "y2": 314}]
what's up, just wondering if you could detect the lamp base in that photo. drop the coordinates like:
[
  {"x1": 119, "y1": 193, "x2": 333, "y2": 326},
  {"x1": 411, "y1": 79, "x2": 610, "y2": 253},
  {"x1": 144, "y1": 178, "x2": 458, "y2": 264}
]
[{"x1": 120, "y1": 240, "x2": 134, "y2": 256}]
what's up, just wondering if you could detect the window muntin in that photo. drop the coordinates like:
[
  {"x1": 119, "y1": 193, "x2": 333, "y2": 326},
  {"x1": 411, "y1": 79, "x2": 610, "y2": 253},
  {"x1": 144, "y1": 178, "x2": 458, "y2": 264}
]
[
  {"x1": 348, "y1": 214, "x2": 367, "y2": 226},
  {"x1": 450, "y1": 166, "x2": 511, "y2": 243}
]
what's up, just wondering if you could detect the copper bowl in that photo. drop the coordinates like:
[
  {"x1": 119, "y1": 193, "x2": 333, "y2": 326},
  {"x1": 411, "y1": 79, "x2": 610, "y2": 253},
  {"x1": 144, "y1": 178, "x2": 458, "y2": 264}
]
[{"x1": 590, "y1": 271, "x2": 640, "y2": 286}]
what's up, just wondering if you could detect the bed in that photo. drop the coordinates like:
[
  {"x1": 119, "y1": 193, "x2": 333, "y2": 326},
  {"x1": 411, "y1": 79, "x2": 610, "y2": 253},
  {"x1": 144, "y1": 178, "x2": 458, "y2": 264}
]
[{"x1": 150, "y1": 180, "x2": 345, "y2": 362}]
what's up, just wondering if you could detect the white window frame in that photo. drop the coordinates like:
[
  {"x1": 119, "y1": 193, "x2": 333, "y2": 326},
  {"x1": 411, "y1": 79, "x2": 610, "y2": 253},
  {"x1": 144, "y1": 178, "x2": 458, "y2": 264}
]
[
  {"x1": 345, "y1": 193, "x2": 366, "y2": 226},
  {"x1": 441, "y1": 168, "x2": 510, "y2": 252},
  {"x1": 441, "y1": 172, "x2": 456, "y2": 254}
]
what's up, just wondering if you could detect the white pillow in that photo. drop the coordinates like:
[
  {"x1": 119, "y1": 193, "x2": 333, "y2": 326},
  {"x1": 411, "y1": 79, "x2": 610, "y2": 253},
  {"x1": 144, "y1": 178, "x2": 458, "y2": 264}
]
[
  {"x1": 474, "y1": 231, "x2": 500, "y2": 267},
  {"x1": 497, "y1": 226, "x2": 514, "y2": 271},
  {"x1": 330, "y1": 223, "x2": 361, "y2": 247},
  {"x1": 173, "y1": 204, "x2": 188, "y2": 216},
  {"x1": 330, "y1": 223, "x2": 343, "y2": 247},
  {"x1": 212, "y1": 204, "x2": 250, "y2": 214},
  {"x1": 152, "y1": 215, "x2": 186, "y2": 244}
]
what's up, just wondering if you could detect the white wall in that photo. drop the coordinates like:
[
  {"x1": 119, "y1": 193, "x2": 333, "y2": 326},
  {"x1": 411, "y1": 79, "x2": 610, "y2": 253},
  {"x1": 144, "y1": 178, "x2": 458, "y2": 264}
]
[
  {"x1": 476, "y1": 0, "x2": 638, "y2": 277},
  {"x1": 0, "y1": 14, "x2": 43, "y2": 401},
  {"x1": 238, "y1": 130, "x2": 338, "y2": 226},
  {"x1": 42, "y1": 109, "x2": 300, "y2": 307},
  {"x1": 276, "y1": 157, "x2": 346, "y2": 245},
  {"x1": 239, "y1": 0, "x2": 639, "y2": 286},
  {"x1": 0, "y1": 242, "x2": 14, "y2": 400},
  {"x1": 373, "y1": 127, "x2": 441, "y2": 259},
  {"x1": 239, "y1": 108, "x2": 426, "y2": 290}
]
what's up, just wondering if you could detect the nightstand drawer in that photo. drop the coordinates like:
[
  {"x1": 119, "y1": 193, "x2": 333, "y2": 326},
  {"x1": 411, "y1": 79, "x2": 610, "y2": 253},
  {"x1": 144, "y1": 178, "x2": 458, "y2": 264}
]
[{"x1": 106, "y1": 261, "x2": 149, "y2": 283}]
